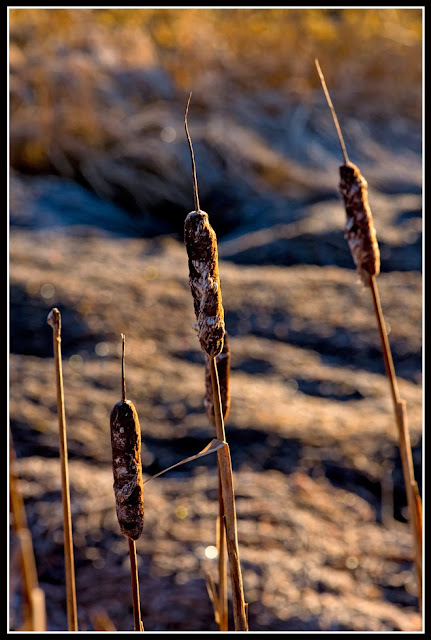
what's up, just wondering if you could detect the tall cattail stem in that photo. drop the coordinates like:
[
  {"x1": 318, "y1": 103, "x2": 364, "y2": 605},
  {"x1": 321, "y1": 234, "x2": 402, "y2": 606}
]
[
  {"x1": 128, "y1": 538, "x2": 144, "y2": 631},
  {"x1": 217, "y1": 471, "x2": 228, "y2": 631},
  {"x1": 209, "y1": 358, "x2": 226, "y2": 443},
  {"x1": 209, "y1": 357, "x2": 228, "y2": 629},
  {"x1": 209, "y1": 357, "x2": 248, "y2": 631},
  {"x1": 369, "y1": 276, "x2": 400, "y2": 406},
  {"x1": 369, "y1": 276, "x2": 422, "y2": 607},
  {"x1": 217, "y1": 445, "x2": 248, "y2": 632},
  {"x1": 47, "y1": 308, "x2": 78, "y2": 631},
  {"x1": 315, "y1": 59, "x2": 422, "y2": 611}
]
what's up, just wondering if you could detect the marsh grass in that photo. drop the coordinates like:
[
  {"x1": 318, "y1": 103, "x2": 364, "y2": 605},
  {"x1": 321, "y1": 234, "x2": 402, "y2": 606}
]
[{"x1": 9, "y1": 9, "x2": 421, "y2": 197}]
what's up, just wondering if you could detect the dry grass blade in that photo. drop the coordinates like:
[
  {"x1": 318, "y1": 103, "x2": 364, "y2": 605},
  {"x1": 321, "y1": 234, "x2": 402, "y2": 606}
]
[
  {"x1": 205, "y1": 572, "x2": 221, "y2": 626},
  {"x1": 9, "y1": 434, "x2": 47, "y2": 631},
  {"x1": 90, "y1": 608, "x2": 117, "y2": 631},
  {"x1": 315, "y1": 60, "x2": 422, "y2": 611},
  {"x1": 110, "y1": 333, "x2": 144, "y2": 631},
  {"x1": 142, "y1": 438, "x2": 226, "y2": 484},
  {"x1": 46, "y1": 308, "x2": 78, "y2": 631}
]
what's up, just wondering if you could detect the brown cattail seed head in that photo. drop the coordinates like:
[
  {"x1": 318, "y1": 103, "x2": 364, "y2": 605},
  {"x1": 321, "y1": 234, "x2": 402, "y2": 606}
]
[
  {"x1": 184, "y1": 209, "x2": 225, "y2": 358},
  {"x1": 110, "y1": 400, "x2": 144, "y2": 540},
  {"x1": 204, "y1": 331, "x2": 231, "y2": 427},
  {"x1": 339, "y1": 162, "x2": 380, "y2": 285}
]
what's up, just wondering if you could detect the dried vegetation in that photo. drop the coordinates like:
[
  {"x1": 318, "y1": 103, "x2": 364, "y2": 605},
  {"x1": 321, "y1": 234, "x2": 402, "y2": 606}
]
[{"x1": 9, "y1": 7, "x2": 422, "y2": 633}]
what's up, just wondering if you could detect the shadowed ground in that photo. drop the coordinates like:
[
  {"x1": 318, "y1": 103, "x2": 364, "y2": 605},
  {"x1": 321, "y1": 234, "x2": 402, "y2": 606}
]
[{"x1": 9, "y1": 7, "x2": 422, "y2": 632}]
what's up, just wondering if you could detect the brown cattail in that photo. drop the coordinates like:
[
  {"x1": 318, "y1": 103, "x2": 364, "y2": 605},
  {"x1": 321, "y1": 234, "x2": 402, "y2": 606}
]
[
  {"x1": 314, "y1": 59, "x2": 380, "y2": 285},
  {"x1": 204, "y1": 331, "x2": 231, "y2": 426},
  {"x1": 184, "y1": 92, "x2": 225, "y2": 357},
  {"x1": 110, "y1": 336, "x2": 144, "y2": 541},
  {"x1": 339, "y1": 162, "x2": 380, "y2": 284}
]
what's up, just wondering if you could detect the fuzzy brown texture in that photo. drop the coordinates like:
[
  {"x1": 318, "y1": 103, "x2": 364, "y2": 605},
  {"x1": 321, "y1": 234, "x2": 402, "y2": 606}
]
[
  {"x1": 184, "y1": 210, "x2": 225, "y2": 358},
  {"x1": 110, "y1": 400, "x2": 144, "y2": 541},
  {"x1": 204, "y1": 332, "x2": 231, "y2": 427},
  {"x1": 339, "y1": 162, "x2": 380, "y2": 284}
]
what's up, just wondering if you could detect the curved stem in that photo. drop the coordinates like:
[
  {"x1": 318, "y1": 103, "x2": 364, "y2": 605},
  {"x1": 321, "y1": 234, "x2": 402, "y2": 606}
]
[{"x1": 184, "y1": 92, "x2": 200, "y2": 212}]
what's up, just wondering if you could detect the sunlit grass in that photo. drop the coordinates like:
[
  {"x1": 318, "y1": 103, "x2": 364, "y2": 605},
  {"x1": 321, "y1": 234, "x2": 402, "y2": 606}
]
[{"x1": 9, "y1": 8, "x2": 422, "y2": 174}]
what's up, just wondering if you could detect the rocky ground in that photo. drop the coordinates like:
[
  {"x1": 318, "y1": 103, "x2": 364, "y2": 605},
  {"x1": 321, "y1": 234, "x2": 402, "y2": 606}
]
[{"x1": 9, "y1": 163, "x2": 422, "y2": 631}]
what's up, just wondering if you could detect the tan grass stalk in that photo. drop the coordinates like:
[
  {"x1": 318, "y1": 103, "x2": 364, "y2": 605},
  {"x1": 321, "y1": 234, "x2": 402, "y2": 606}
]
[
  {"x1": 315, "y1": 59, "x2": 423, "y2": 609},
  {"x1": 128, "y1": 537, "x2": 144, "y2": 632},
  {"x1": 90, "y1": 608, "x2": 117, "y2": 631},
  {"x1": 47, "y1": 308, "x2": 78, "y2": 631},
  {"x1": 216, "y1": 472, "x2": 228, "y2": 631},
  {"x1": 9, "y1": 433, "x2": 47, "y2": 631},
  {"x1": 209, "y1": 358, "x2": 248, "y2": 631},
  {"x1": 205, "y1": 335, "x2": 231, "y2": 631},
  {"x1": 110, "y1": 334, "x2": 144, "y2": 631},
  {"x1": 204, "y1": 333, "x2": 231, "y2": 427},
  {"x1": 184, "y1": 93, "x2": 248, "y2": 631}
]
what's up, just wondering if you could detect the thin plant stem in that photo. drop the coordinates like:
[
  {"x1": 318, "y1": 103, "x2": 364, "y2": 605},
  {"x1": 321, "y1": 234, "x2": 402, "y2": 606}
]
[
  {"x1": 121, "y1": 333, "x2": 127, "y2": 403},
  {"x1": 203, "y1": 348, "x2": 228, "y2": 629},
  {"x1": 128, "y1": 537, "x2": 144, "y2": 631},
  {"x1": 369, "y1": 276, "x2": 422, "y2": 608},
  {"x1": 10, "y1": 434, "x2": 46, "y2": 631},
  {"x1": 369, "y1": 276, "x2": 400, "y2": 406},
  {"x1": 210, "y1": 357, "x2": 228, "y2": 630},
  {"x1": 47, "y1": 308, "x2": 78, "y2": 631},
  {"x1": 217, "y1": 470, "x2": 228, "y2": 631},
  {"x1": 315, "y1": 59, "x2": 349, "y2": 165},
  {"x1": 209, "y1": 356, "x2": 248, "y2": 631},
  {"x1": 185, "y1": 91, "x2": 200, "y2": 212}
]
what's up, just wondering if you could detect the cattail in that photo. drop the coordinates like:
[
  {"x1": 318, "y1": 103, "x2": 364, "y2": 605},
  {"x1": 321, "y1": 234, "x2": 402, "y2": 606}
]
[
  {"x1": 183, "y1": 93, "x2": 248, "y2": 631},
  {"x1": 183, "y1": 93, "x2": 225, "y2": 359},
  {"x1": 110, "y1": 336, "x2": 144, "y2": 541},
  {"x1": 315, "y1": 59, "x2": 422, "y2": 611},
  {"x1": 204, "y1": 331, "x2": 231, "y2": 427},
  {"x1": 315, "y1": 59, "x2": 380, "y2": 285},
  {"x1": 339, "y1": 162, "x2": 380, "y2": 284}
]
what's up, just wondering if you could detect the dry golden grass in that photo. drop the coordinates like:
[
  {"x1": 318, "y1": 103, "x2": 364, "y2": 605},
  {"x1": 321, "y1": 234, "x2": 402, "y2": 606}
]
[{"x1": 9, "y1": 8, "x2": 422, "y2": 177}]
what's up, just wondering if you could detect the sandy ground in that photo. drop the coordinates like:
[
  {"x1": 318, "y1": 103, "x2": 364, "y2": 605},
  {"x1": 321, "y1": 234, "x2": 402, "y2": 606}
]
[{"x1": 9, "y1": 180, "x2": 422, "y2": 630}]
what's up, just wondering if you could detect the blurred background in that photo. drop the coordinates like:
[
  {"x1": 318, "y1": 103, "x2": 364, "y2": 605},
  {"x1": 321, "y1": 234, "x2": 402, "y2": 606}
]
[{"x1": 9, "y1": 7, "x2": 422, "y2": 632}]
